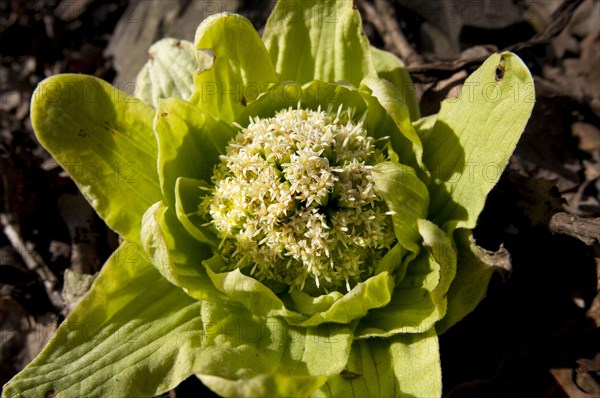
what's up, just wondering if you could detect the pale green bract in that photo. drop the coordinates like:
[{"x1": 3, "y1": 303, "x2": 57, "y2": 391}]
[{"x1": 3, "y1": 1, "x2": 534, "y2": 397}]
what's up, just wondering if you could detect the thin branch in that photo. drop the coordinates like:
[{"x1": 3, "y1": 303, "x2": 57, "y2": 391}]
[
  {"x1": 1, "y1": 212, "x2": 65, "y2": 309},
  {"x1": 506, "y1": 0, "x2": 586, "y2": 52},
  {"x1": 549, "y1": 212, "x2": 600, "y2": 246},
  {"x1": 408, "y1": 0, "x2": 586, "y2": 82},
  {"x1": 357, "y1": 0, "x2": 423, "y2": 66}
]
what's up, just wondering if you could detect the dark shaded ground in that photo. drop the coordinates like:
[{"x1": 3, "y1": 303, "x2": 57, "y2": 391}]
[{"x1": 0, "y1": 0, "x2": 599, "y2": 397}]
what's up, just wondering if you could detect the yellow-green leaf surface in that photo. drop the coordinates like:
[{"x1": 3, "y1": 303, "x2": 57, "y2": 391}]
[
  {"x1": 371, "y1": 46, "x2": 420, "y2": 121},
  {"x1": 141, "y1": 201, "x2": 222, "y2": 302},
  {"x1": 31, "y1": 74, "x2": 161, "y2": 244},
  {"x1": 2, "y1": 243, "x2": 203, "y2": 398},
  {"x1": 314, "y1": 331, "x2": 441, "y2": 397},
  {"x1": 202, "y1": 255, "x2": 395, "y2": 327},
  {"x1": 190, "y1": 13, "x2": 278, "y2": 122},
  {"x1": 154, "y1": 97, "x2": 236, "y2": 208},
  {"x1": 135, "y1": 38, "x2": 198, "y2": 108},
  {"x1": 413, "y1": 113, "x2": 437, "y2": 138},
  {"x1": 371, "y1": 161, "x2": 429, "y2": 254},
  {"x1": 356, "y1": 250, "x2": 438, "y2": 337},
  {"x1": 236, "y1": 79, "x2": 411, "y2": 165},
  {"x1": 361, "y1": 78, "x2": 424, "y2": 170},
  {"x1": 418, "y1": 219, "x2": 457, "y2": 321},
  {"x1": 196, "y1": 301, "x2": 354, "y2": 397},
  {"x1": 263, "y1": 0, "x2": 377, "y2": 87},
  {"x1": 236, "y1": 80, "x2": 368, "y2": 125},
  {"x1": 175, "y1": 177, "x2": 219, "y2": 246},
  {"x1": 355, "y1": 220, "x2": 456, "y2": 338},
  {"x1": 296, "y1": 272, "x2": 395, "y2": 327},
  {"x1": 437, "y1": 228, "x2": 508, "y2": 333},
  {"x1": 424, "y1": 52, "x2": 535, "y2": 232}
]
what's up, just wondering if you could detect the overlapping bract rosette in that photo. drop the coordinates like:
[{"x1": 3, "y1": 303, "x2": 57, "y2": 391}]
[{"x1": 3, "y1": 1, "x2": 534, "y2": 397}]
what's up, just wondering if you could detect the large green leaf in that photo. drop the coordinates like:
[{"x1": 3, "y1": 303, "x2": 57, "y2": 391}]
[
  {"x1": 31, "y1": 74, "x2": 161, "y2": 244},
  {"x1": 418, "y1": 219, "x2": 457, "y2": 320},
  {"x1": 175, "y1": 177, "x2": 219, "y2": 246},
  {"x1": 196, "y1": 300, "x2": 354, "y2": 397},
  {"x1": 371, "y1": 161, "x2": 429, "y2": 254},
  {"x1": 236, "y1": 80, "x2": 409, "y2": 161},
  {"x1": 314, "y1": 331, "x2": 441, "y2": 397},
  {"x1": 437, "y1": 228, "x2": 509, "y2": 334},
  {"x1": 355, "y1": 220, "x2": 456, "y2": 338},
  {"x1": 141, "y1": 201, "x2": 222, "y2": 302},
  {"x1": 424, "y1": 52, "x2": 535, "y2": 232},
  {"x1": 361, "y1": 78, "x2": 424, "y2": 172},
  {"x1": 262, "y1": 0, "x2": 377, "y2": 87},
  {"x1": 135, "y1": 38, "x2": 198, "y2": 108},
  {"x1": 189, "y1": 13, "x2": 278, "y2": 122},
  {"x1": 236, "y1": 81, "x2": 368, "y2": 125},
  {"x1": 202, "y1": 254, "x2": 395, "y2": 328},
  {"x1": 370, "y1": 46, "x2": 420, "y2": 121},
  {"x1": 2, "y1": 243, "x2": 203, "y2": 398},
  {"x1": 154, "y1": 97, "x2": 236, "y2": 208},
  {"x1": 355, "y1": 248, "x2": 437, "y2": 337},
  {"x1": 202, "y1": 254, "x2": 304, "y2": 323},
  {"x1": 412, "y1": 114, "x2": 437, "y2": 138},
  {"x1": 374, "y1": 242, "x2": 408, "y2": 277},
  {"x1": 294, "y1": 272, "x2": 395, "y2": 327}
]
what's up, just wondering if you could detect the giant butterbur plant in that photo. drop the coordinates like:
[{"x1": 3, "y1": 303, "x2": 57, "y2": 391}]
[{"x1": 3, "y1": 1, "x2": 534, "y2": 397}]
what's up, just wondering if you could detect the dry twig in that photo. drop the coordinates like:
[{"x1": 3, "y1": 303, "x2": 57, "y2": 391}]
[
  {"x1": 506, "y1": 0, "x2": 586, "y2": 52},
  {"x1": 549, "y1": 212, "x2": 600, "y2": 246},
  {"x1": 406, "y1": 0, "x2": 586, "y2": 83},
  {"x1": 0, "y1": 212, "x2": 65, "y2": 309},
  {"x1": 357, "y1": 0, "x2": 423, "y2": 66}
]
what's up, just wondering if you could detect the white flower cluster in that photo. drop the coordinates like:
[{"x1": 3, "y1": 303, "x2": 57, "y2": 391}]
[{"x1": 206, "y1": 106, "x2": 395, "y2": 292}]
